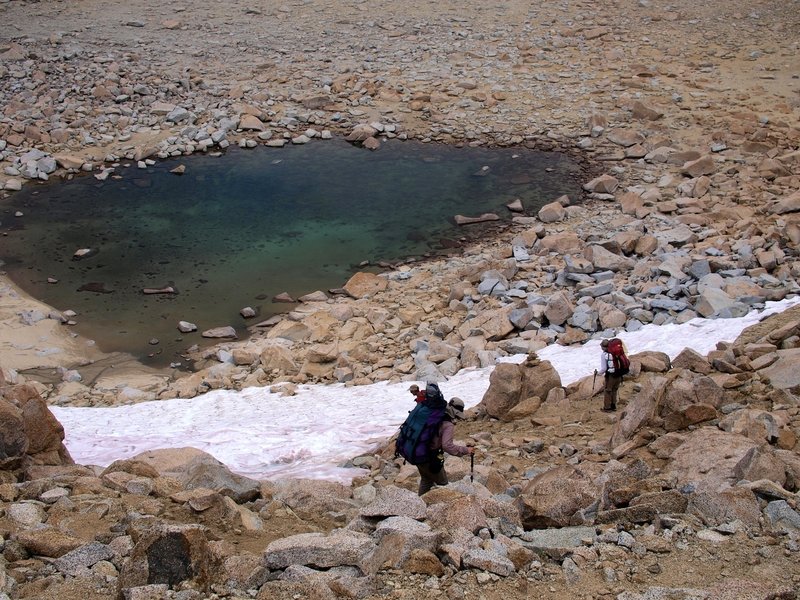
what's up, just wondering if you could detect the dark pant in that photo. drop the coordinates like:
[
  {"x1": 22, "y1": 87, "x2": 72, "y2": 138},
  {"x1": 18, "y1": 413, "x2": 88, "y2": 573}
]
[
  {"x1": 417, "y1": 463, "x2": 448, "y2": 495},
  {"x1": 604, "y1": 373, "x2": 622, "y2": 410}
]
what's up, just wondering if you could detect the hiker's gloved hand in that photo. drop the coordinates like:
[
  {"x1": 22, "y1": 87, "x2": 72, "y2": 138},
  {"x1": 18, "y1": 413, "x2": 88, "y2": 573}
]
[{"x1": 466, "y1": 446, "x2": 475, "y2": 455}]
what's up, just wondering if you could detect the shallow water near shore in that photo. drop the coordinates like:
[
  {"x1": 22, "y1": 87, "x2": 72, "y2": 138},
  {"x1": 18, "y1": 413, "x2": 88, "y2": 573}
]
[{"x1": 1, "y1": 139, "x2": 582, "y2": 366}]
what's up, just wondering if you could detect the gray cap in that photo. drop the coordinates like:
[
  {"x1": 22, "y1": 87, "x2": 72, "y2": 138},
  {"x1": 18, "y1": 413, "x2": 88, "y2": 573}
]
[{"x1": 448, "y1": 397, "x2": 465, "y2": 419}]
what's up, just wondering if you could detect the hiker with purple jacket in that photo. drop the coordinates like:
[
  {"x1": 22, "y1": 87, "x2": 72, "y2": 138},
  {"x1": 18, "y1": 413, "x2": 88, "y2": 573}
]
[{"x1": 417, "y1": 397, "x2": 474, "y2": 495}]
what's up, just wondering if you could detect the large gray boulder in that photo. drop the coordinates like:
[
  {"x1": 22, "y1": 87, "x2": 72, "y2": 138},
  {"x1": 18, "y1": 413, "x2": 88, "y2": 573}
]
[
  {"x1": 610, "y1": 376, "x2": 667, "y2": 448},
  {"x1": 666, "y1": 428, "x2": 776, "y2": 493},
  {"x1": 718, "y1": 409, "x2": 781, "y2": 444},
  {"x1": 687, "y1": 488, "x2": 762, "y2": 530},
  {"x1": 584, "y1": 244, "x2": 633, "y2": 272},
  {"x1": 0, "y1": 383, "x2": 73, "y2": 476},
  {"x1": 369, "y1": 517, "x2": 440, "y2": 570},
  {"x1": 264, "y1": 530, "x2": 377, "y2": 570},
  {"x1": 694, "y1": 287, "x2": 747, "y2": 318},
  {"x1": 54, "y1": 542, "x2": 115, "y2": 576},
  {"x1": 654, "y1": 225, "x2": 697, "y2": 248},
  {"x1": 360, "y1": 485, "x2": 426, "y2": 520},
  {"x1": 765, "y1": 500, "x2": 800, "y2": 533},
  {"x1": 537, "y1": 200, "x2": 566, "y2": 223},
  {"x1": 661, "y1": 372, "x2": 726, "y2": 415},
  {"x1": 515, "y1": 463, "x2": 603, "y2": 529},
  {"x1": 462, "y1": 548, "x2": 516, "y2": 576},
  {"x1": 770, "y1": 189, "x2": 800, "y2": 215},
  {"x1": 425, "y1": 495, "x2": 488, "y2": 534},
  {"x1": 118, "y1": 525, "x2": 211, "y2": 593},
  {"x1": 519, "y1": 526, "x2": 597, "y2": 560},
  {"x1": 269, "y1": 479, "x2": 357, "y2": 523},
  {"x1": 479, "y1": 355, "x2": 562, "y2": 421},
  {"x1": 457, "y1": 307, "x2": 515, "y2": 341},
  {"x1": 544, "y1": 291, "x2": 574, "y2": 326},
  {"x1": 758, "y1": 348, "x2": 800, "y2": 389},
  {"x1": 133, "y1": 447, "x2": 260, "y2": 503}
]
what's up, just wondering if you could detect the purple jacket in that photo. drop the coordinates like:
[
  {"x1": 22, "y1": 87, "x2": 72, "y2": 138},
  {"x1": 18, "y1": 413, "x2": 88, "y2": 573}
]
[{"x1": 431, "y1": 419, "x2": 471, "y2": 457}]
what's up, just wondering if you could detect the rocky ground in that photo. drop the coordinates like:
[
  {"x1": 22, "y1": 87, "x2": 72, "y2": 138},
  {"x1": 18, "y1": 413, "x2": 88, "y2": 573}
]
[
  {"x1": 1, "y1": 0, "x2": 799, "y2": 404},
  {"x1": 3, "y1": 308, "x2": 800, "y2": 600},
  {"x1": 1, "y1": 0, "x2": 800, "y2": 598}
]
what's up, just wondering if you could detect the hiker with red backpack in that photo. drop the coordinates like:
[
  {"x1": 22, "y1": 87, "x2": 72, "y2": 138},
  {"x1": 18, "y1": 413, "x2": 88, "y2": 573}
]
[
  {"x1": 395, "y1": 383, "x2": 474, "y2": 495},
  {"x1": 408, "y1": 384, "x2": 426, "y2": 403},
  {"x1": 598, "y1": 338, "x2": 630, "y2": 412}
]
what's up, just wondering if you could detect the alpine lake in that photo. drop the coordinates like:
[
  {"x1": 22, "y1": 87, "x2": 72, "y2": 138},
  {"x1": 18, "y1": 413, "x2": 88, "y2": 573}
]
[{"x1": 1, "y1": 138, "x2": 584, "y2": 368}]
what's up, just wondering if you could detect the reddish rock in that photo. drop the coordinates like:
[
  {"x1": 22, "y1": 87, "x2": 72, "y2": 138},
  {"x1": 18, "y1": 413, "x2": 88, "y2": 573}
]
[
  {"x1": 682, "y1": 155, "x2": 716, "y2": 177},
  {"x1": 661, "y1": 372, "x2": 726, "y2": 417},
  {"x1": 667, "y1": 428, "x2": 762, "y2": 492},
  {"x1": 618, "y1": 191, "x2": 644, "y2": 215},
  {"x1": 516, "y1": 463, "x2": 603, "y2": 529},
  {"x1": 537, "y1": 201, "x2": 566, "y2": 223},
  {"x1": 664, "y1": 403, "x2": 719, "y2": 432},
  {"x1": 610, "y1": 376, "x2": 667, "y2": 448},
  {"x1": 0, "y1": 400, "x2": 28, "y2": 470},
  {"x1": 631, "y1": 101, "x2": 663, "y2": 120},
  {"x1": 631, "y1": 351, "x2": 670, "y2": 373},
  {"x1": 426, "y1": 495, "x2": 488, "y2": 534},
  {"x1": 538, "y1": 232, "x2": 583, "y2": 254},
  {"x1": 239, "y1": 114, "x2": 266, "y2": 131},
  {"x1": 53, "y1": 154, "x2": 84, "y2": 170},
  {"x1": 12, "y1": 528, "x2": 85, "y2": 558},
  {"x1": 342, "y1": 272, "x2": 388, "y2": 299},
  {"x1": 0, "y1": 385, "x2": 72, "y2": 475},
  {"x1": 479, "y1": 355, "x2": 562, "y2": 421},
  {"x1": 687, "y1": 488, "x2": 761, "y2": 529},
  {"x1": 672, "y1": 348, "x2": 712, "y2": 374},
  {"x1": 583, "y1": 174, "x2": 619, "y2": 194}
]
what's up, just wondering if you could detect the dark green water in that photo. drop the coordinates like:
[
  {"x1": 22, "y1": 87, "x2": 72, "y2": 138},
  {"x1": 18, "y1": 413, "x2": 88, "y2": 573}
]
[{"x1": 1, "y1": 139, "x2": 582, "y2": 366}]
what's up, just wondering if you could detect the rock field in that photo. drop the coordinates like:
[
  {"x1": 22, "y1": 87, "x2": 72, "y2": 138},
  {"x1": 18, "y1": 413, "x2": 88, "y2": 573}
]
[{"x1": 1, "y1": 0, "x2": 799, "y2": 599}]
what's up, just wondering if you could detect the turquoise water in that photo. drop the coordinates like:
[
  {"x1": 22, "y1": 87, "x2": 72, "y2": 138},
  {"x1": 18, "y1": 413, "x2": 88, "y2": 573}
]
[{"x1": 1, "y1": 139, "x2": 582, "y2": 366}]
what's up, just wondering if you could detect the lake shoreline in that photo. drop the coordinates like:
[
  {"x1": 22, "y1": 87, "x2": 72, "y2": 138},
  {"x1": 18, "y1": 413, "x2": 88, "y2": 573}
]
[
  {"x1": 1, "y1": 138, "x2": 592, "y2": 381},
  {"x1": 1, "y1": 0, "x2": 798, "y2": 405}
]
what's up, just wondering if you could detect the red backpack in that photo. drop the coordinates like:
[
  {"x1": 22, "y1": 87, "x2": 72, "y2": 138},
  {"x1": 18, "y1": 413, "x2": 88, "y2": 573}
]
[{"x1": 607, "y1": 338, "x2": 630, "y2": 376}]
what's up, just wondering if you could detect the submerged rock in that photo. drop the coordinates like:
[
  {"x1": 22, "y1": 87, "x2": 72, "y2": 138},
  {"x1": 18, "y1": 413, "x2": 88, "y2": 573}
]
[
  {"x1": 201, "y1": 326, "x2": 237, "y2": 339},
  {"x1": 177, "y1": 321, "x2": 197, "y2": 333},
  {"x1": 454, "y1": 213, "x2": 500, "y2": 225},
  {"x1": 142, "y1": 286, "x2": 177, "y2": 295},
  {"x1": 72, "y1": 248, "x2": 95, "y2": 260}
]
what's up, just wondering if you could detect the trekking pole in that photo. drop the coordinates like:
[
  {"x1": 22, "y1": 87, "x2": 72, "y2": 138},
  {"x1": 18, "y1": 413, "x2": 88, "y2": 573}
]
[
  {"x1": 592, "y1": 370, "x2": 597, "y2": 393},
  {"x1": 470, "y1": 451, "x2": 474, "y2": 483}
]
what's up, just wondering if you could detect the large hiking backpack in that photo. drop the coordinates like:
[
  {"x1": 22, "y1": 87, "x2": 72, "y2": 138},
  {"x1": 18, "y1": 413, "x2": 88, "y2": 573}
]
[
  {"x1": 395, "y1": 386, "x2": 447, "y2": 465},
  {"x1": 423, "y1": 382, "x2": 446, "y2": 409},
  {"x1": 607, "y1": 338, "x2": 630, "y2": 376}
]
